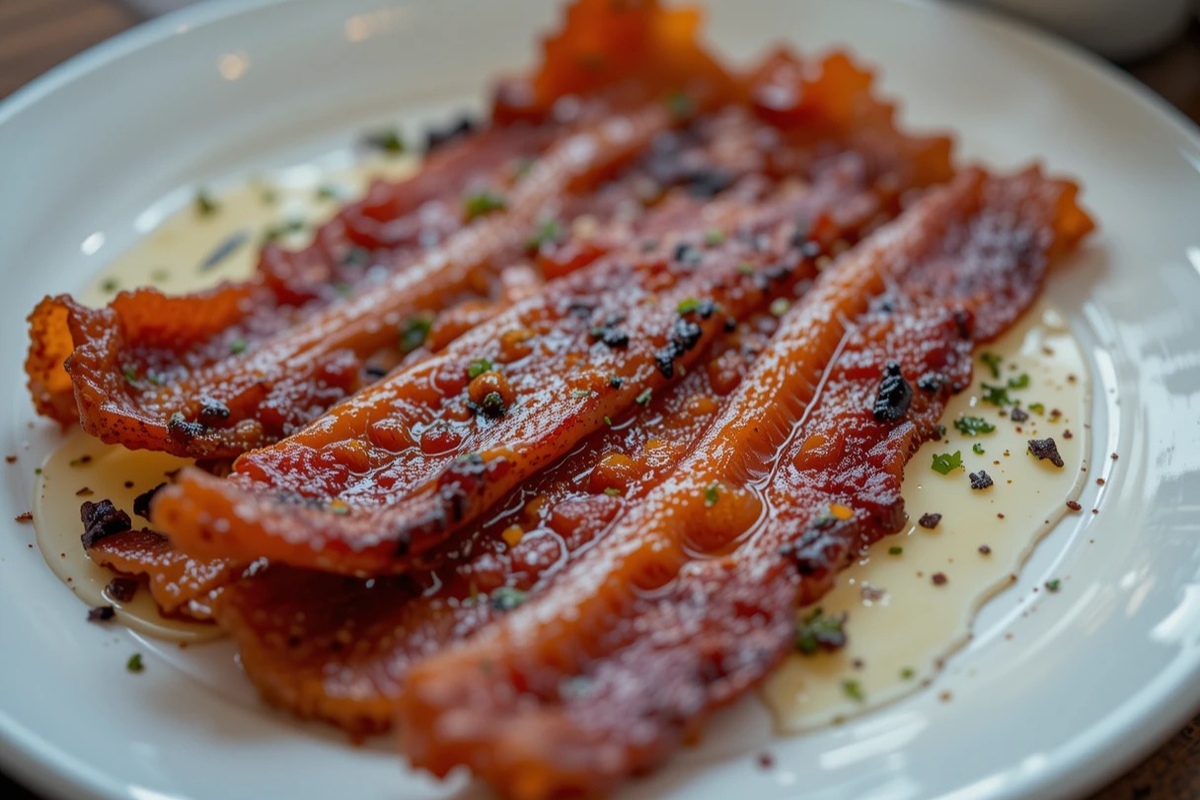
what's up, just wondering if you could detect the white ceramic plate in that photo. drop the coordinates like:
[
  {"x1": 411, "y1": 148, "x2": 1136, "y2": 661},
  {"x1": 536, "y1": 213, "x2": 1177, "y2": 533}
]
[{"x1": 2, "y1": 1, "x2": 1199, "y2": 798}]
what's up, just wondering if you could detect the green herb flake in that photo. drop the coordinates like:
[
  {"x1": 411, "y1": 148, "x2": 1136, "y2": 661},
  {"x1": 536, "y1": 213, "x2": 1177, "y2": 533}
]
[
  {"x1": 1029, "y1": 402, "x2": 1046, "y2": 414},
  {"x1": 100, "y1": 278, "x2": 119, "y2": 293},
  {"x1": 468, "y1": 358, "x2": 494, "y2": 380},
  {"x1": 122, "y1": 365, "x2": 139, "y2": 385},
  {"x1": 603, "y1": 487, "x2": 622, "y2": 497},
  {"x1": 463, "y1": 189, "x2": 507, "y2": 221},
  {"x1": 399, "y1": 315, "x2": 434, "y2": 354},
  {"x1": 980, "y1": 383, "x2": 1013, "y2": 407},
  {"x1": 635, "y1": 388, "x2": 653, "y2": 406},
  {"x1": 769, "y1": 297, "x2": 790, "y2": 317},
  {"x1": 841, "y1": 679, "x2": 865, "y2": 702},
  {"x1": 795, "y1": 607, "x2": 848, "y2": 656},
  {"x1": 888, "y1": 546, "x2": 903, "y2": 556},
  {"x1": 365, "y1": 127, "x2": 406, "y2": 155},
  {"x1": 931, "y1": 450, "x2": 963, "y2": 475},
  {"x1": 229, "y1": 338, "x2": 248, "y2": 356},
  {"x1": 900, "y1": 667, "x2": 915, "y2": 681},
  {"x1": 704, "y1": 229, "x2": 725, "y2": 246},
  {"x1": 194, "y1": 190, "x2": 219, "y2": 217},
  {"x1": 1044, "y1": 578, "x2": 1061, "y2": 593},
  {"x1": 973, "y1": 442, "x2": 985, "y2": 455},
  {"x1": 316, "y1": 184, "x2": 341, "y2": 201},
  {"x1": 677, "y1": 298, "x2": 702, "y2": 315},
  {"x1": 980, "y1": 352, "x2": 1003, "y2": 379},
  {"x1": 334, "y1": 283, "x2": 354, "y2": 299},
  {"x1": 664, "y1": 90, "x2": 695, "y2": 119},
  {"x1": 1007, "y1": 373, "x2": 1030, "y2": 390},
  {"x1": 260, "y1": 187, "x2": 279, "y2": 205},
  {"x1": 526, "y1": 218, "x2": 563, "y2": 253},
  {"x1": 126, "y1": 653, "x2": 144, "y2": 673},
  {"x1": 954, "y1": 416, "x2": 996, "y2": 436},
  {"x1": 704, "y1": 482, "x2": 720, "y2": 507},
  {"x1": 737, "y1": 261, "x2": 754, "y2": 276},
  {"x1": 490, "y1": 586, "x2": 528, "y2": 612},
  {"x1": 264, "y1": 218, "x2": 306, "y2": 243}
]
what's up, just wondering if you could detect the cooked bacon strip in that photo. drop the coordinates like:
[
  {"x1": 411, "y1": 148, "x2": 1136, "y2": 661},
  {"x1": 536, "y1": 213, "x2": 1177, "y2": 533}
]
[
  {"x1": 209, "y1": 316, "x2": 772, "y2": 733},
  {"x1": 394, "y1": 167, "x2": 1094, "y2": 798},
  {"x1": 86, "y1": 529, "x2": 241, "y2": 619},
  {"x1": 154, "y1": 156, "x2": 917, "y2": 575}
]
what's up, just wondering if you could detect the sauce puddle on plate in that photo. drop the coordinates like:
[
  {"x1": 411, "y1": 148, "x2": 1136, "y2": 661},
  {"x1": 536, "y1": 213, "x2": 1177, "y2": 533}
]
[
  {"x1": 29, "y1": 159, "x2": 1090, "y2": 728},
  {"x1": 763, "y1": 301, "x2": 1090, "y2": 731}
]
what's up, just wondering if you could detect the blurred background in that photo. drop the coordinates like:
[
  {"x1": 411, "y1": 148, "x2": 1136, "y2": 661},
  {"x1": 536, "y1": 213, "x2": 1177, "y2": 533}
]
[{"x1": 0, "y1": 0, "x2": 1197, "y2": 120}]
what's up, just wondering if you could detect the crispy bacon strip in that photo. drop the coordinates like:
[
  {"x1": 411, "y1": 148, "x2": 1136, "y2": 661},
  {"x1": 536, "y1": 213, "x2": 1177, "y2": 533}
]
[
  {"x1": 208, "y1": 319, "x2": 772, "y2": 733},
  {"x1": 393, "y1": 167, "x2": 1094, "y2": 798},
  {"x1": 153, "y1": 156, "x2": 916, "y2": 576}
]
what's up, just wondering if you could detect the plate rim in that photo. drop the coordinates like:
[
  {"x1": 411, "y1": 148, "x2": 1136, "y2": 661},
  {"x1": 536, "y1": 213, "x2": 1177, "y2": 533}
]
[{"x1": 1, "y1": 2, "x2": 1199, "y2": 800}]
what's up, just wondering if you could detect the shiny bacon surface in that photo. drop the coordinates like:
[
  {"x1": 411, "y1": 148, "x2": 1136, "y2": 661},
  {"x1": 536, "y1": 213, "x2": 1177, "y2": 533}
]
[{"x1": 27, "y1": 2, "x2": 1098, "y2": 799}]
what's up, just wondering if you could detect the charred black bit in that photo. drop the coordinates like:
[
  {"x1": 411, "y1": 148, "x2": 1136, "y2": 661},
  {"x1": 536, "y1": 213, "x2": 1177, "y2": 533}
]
[
  {"x1": 197, "y1": 396, "x2": 231, "y2": 424},
  {"x1": 787, "y1": 219, "x2": 811, "y2": 249},
  {"x1": 873, "y1": 362, "x2": 913, "y2": 422},
  {"x1": 798, "y1": 240, "x2": 822, "y2": 260},
  {"x1": 87, "y1": 605, "x2": 115, "y2": 623},
  {"x1": 969, "y1": 470, "x2": 994, "y2": 490},
  {"x1": 363, "y1": 126, "x2": 406, "y2": 154},
  {"x1": 199, "y1": 229, "x2": 249, "y2": 272},
  {"x1": 364, "y1": 365, "x2": 389, "y2": 380},
  {"x1": 916, "y1": 372, "x2": 944, "y2": 393},
  {"x1": 918, "y1": 512, "x2": 942, "y2": 530},
  {"x1": 167, "y1": 413, "x2": 207, "y2": 442},
  {"x1": 80, "y1": 500, "x2": 132, "y2": 549},
  {"x1": 1028, "y1": 438, "x2": 1064, "y2": 468},
  {"x1": 683, "y1": 167, "x2": 734, "y2": 198},
  {"x1": 953, "y1": 310, "x2": 973, "y2": 339},
  {"x1": 590, "y1": 324, "x2": 630, "y2": 349},
  {"x1": 480, "y1": 392, "x2": 507, "y2": 418},
  {"x1": 425, "y1": 114, "x2": 477, "y2": 151},
  {"x1": 795, "y1": 607, "x2": 848, "y2": 655},
  {"x1": 654, "y1": 317, "x2": 705, "y2": 378},
  {"x1": 724, "y1": 316, "x2": 737, "y2": 332},
  {"x1": 133, "y1": 483, "x2": 167, "y2": 520},
  {"x1": 106, "y1": 577, "x2": 139, "y2": 603},
  {"x1": 673, "y1": 242, "x2": 702, "y2": 265},
  {"x1": 1010, "y1": 407, "x2": 1030, "y2": 422},
  {"x1": 608, "y1": 375, "x2": 624, "y2": 389}
]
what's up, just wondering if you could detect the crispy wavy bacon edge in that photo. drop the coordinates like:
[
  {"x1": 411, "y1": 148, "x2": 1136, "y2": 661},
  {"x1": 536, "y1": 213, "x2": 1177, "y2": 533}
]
[
  {"x1": 25, "y1": 0, "x2": 740, "y2": 459},
  {"x1": 391, "y1": 167, "x2": 1093, "y2": 799}
]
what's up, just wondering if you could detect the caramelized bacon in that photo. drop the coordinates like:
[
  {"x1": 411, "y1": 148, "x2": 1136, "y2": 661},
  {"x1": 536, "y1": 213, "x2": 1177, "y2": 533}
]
[
  {"x1": 209, "y1": 320, "x2": 771, "y2": 733},
  {"x1": 393, "y1": 168, "x2": 1094, "y2": 798},
  {"x1": 153, "y1": 156, "x2": 921, "y2": 576},
  {"x1": 86, "y1": 529, "x2": 240, "y2": 619}
]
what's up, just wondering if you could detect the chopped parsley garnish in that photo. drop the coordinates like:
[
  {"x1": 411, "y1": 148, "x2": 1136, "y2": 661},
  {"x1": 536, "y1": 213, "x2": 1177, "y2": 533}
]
[
  {"x1": 1029, "y1": 402, "x2": 1046, "y2": 414},
  {"x1": 931, "y1": 450, "x2": 963, "y2": 475},
  {"x1": 769, "y1": 297, "x2": 790, "y2": 317},
  {"x1": 334, "y1": 283, "x2": 354, "y2": 298},
  {"x1": 737, "y1": 261, "x2": 755, "y2": 276},
  {"x1": 399, "y1": 315, "x2": 433, "y2": 353},
  {"x1": 635, "y1": 388, "x2": 653, "y2": 406},
  {"x1": 704, "y1": 229, "x2": 725, "y2": 246},
  {"x1": 463, "y1": 189, "x2": 507, "y2": 220},
  {"x1": 704, "y1": 482, "x2": 720, "y2": 507},
  {"x1": 980, "y1": 383, "x2": 1014, "y2": 407},
  {"x1": 122, "y1": 365, "x2": 139, "y2": 385},
  {"x1": 953, "y1": 416, "x2": 995, "y2": 436},
  {"x1": 900, "y1": 667, "x2": 915, "y2": 680},
  {"x1": 1007, "y1": 373, "x2": 1030, "y2": 390},
  {"x1": 316, "y1": 184, "x2": 341, "y2": 201},
  {"x1": 677, "y1": 298, "x2": 703, "y2": 315},
  {"x1": 973, "y1": 442, "x2": 985, "y2": 455},
  {"x1": 795, "y1": 607, "x2": 848, "y2": 656},
  {"x1": 467, "y1": 358, "x2": 494, "y2": 379},
  {"x1": 664, "y1": 90, "x2": 695, "y2": 119},
  {"x1": 1044, "y1": 578, "x2": 1061, "y2": 592},
  {"x1": 603, "y1": 487, "x2": 622, "y2": 497},
  {"x1": 526, "y1": 218, "x2": 563, "y2": 252},
  {"x1": 194, "y1": 190, "x2": 218, "y2": 217},
  {"x1": 264, "y1": 218, "x2": 307, "y2": 242},
  {"x1": 888, "y1": 546, "x2": 903, "y2": 556},
  {"x1": 490, "y1": 586, "x2": 528, "y2": 612},
  {"x1": 841, "y1": 679, "x2": 865, "y2": 702},
  {"x1": 364, "y1": 127, "x2": 406, "y2": 154},
  {"x1": 229, "y1": 338, "x2": 248, "y2": 355},
  {"x1": 603, "y1": 415, "x2": 613, "y2": 426},
  {"x1": 100, "y1": 278, "x2": 119, "y2": 293},
  {"x1": 126, "y1": 653, "x2": 144, "y2": 673},
  {"x1": 980, "y1": 352, "x2": 1003, "y2": 379}
]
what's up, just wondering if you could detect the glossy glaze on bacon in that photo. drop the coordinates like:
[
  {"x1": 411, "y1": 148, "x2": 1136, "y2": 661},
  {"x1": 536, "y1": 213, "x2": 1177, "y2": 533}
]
[
  {"x1": 206, "y1": 318, "x2": 773, "y2": 733},
  {"x1": 393, "y1": 168, "x2": 1093, "y2": 799}
]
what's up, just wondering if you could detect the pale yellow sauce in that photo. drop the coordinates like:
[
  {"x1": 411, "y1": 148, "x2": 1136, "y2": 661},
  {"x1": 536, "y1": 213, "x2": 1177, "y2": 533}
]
[
  {"x1": 32, "y1": 152, "x2": 419, "y2": 641},
  {"x1": 763, "y1": 301, "x2": 1089, "y2": 731},
  {"x1": 32, "y1": 160, "x2": 1090, "y2": 728}
]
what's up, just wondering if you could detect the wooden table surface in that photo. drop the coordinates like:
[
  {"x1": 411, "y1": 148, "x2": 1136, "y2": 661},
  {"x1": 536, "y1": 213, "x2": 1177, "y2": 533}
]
[{"x1": 2, "y1": 1, "x2": 1199, "y2": 799}]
